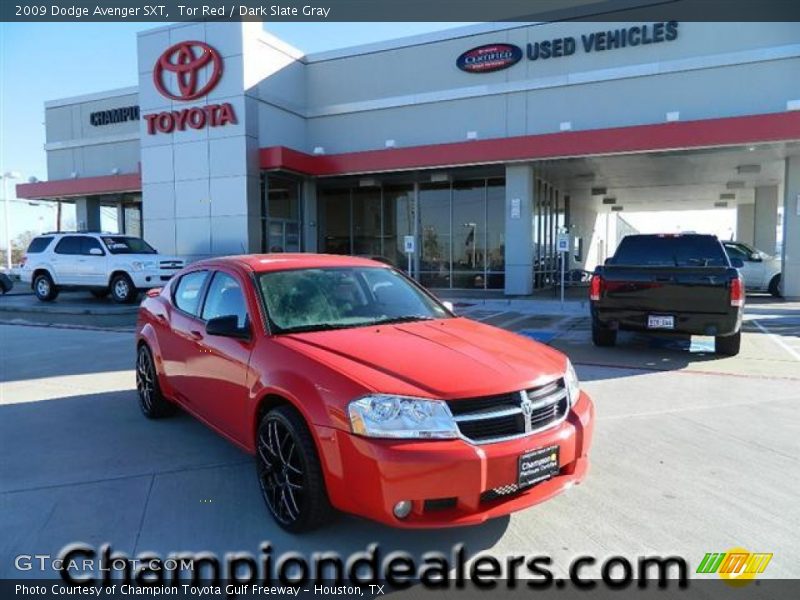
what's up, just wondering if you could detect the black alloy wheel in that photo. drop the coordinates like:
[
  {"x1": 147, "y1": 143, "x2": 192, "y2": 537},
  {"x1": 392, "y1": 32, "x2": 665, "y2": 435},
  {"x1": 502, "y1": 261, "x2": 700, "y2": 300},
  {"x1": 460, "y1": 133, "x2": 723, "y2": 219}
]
[
  {"x1": 256, "y1": 406, "x2": 333, "y2": 532},
  {"x1": 136, "y1": 344, "x2": 174, "y2": 418}
]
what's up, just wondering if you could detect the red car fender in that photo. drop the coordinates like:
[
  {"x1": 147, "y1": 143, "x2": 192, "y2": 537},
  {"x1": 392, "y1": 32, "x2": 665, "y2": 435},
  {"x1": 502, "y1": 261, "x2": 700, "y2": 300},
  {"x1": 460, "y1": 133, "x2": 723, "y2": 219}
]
[{"x1": 136, "y1": 321, "x2": 177, "y2": 400}]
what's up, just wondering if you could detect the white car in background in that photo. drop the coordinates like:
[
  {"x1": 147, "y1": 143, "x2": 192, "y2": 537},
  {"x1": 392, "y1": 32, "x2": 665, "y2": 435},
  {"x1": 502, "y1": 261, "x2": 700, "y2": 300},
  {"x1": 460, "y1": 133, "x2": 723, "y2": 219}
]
[
  {"x1": 19, "y1": 232, "x2": 184, "y2": 304},
  {"x1": 723, "y1": 241, "x2": 782, "y2": 297}
]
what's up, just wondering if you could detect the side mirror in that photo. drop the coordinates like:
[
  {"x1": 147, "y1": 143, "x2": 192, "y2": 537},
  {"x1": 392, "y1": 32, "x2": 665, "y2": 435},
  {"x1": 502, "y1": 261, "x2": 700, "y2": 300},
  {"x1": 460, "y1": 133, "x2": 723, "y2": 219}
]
[
  {"x1": 730, "y1": 257, "x2": 745, "y2": 269},
  {"x1": 89, "y1": 248, "x2": 104, "y2": 256},
  {"x1": 442, "y1": 300, "x2": 455, "y2": 314},
  {"x1": 206, "y1": 315, "x2": 250, "y2": 340},
  {"x1": 750, "y1": 253, "x2": 762, "y2": 262}
]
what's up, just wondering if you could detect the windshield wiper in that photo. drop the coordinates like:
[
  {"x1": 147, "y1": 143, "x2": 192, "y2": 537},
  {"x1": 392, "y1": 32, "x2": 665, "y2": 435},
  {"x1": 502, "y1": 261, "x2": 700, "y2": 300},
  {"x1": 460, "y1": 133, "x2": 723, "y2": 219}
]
[
  {"x1": 279, "y1": 322, "x2": 354, "y2": 334},
  {"x1": 369, "y1": 315, "x2": 436, "y2": 326}
]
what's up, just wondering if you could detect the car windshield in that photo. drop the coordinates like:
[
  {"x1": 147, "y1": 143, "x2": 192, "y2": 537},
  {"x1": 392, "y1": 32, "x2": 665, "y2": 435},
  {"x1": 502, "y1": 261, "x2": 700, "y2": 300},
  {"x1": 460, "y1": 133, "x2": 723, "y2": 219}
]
[
  {"x1": 258, "y1": 266, "x2": 450, "y2": 334},
  {"x1": 101, "y1": 236, "x2": 157, "y2": 254}
]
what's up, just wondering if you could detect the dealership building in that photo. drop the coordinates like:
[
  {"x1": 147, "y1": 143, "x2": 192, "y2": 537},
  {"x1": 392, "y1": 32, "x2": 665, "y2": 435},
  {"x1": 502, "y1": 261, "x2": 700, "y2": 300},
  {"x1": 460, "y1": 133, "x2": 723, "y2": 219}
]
[{"x1": 16, "y1": 20, "x2": 800, "y2": 296}]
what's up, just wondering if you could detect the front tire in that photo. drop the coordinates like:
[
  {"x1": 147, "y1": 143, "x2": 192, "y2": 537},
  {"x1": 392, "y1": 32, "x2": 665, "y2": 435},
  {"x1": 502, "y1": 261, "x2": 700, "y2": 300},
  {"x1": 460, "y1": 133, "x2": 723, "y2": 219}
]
[
  {"x1": 768, "y1": 274, "x2": 782, "y2": 298},
  {"x1": 715, "y1": 331, "x2": 741, "y2": 356},
  {"x1": 110, "y1": 273, "x2": 137, "y2": 304},
  {"x1": 592, "y1": 320, "x2": 617, "y2": 347},
  {"x1": 136, "y1": 344, "x2": 175, "y2": 418},
  {"x1": 33, "y1": 272, "x2": 59, "y2": 302},
  {"x1": 256, "y1": 405, "x2": 334, "y2": 532}
]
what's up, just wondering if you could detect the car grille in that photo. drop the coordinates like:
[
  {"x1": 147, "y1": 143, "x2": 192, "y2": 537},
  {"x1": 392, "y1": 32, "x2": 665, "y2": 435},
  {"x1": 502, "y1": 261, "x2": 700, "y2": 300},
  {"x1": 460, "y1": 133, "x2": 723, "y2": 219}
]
[
  {"x1": 159, "y1": 260, "x2": 184, "y2": 270},
  {"x1": 446, "y1": 379, "x2": 568, "y2": 444}
]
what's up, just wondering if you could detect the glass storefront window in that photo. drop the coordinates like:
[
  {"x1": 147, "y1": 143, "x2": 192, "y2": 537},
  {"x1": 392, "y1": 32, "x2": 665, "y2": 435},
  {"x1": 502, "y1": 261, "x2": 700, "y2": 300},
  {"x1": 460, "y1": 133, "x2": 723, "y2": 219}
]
[
  {"x1": 262, "y1": 175, "x2": 302, "y2": 253},
  {"x1": 418, "y1": 183, "x2": 451, "y2": 289},
  {"x1": 486, "y1": 179, "x2": 505, "y2": 289},
  {"x1": 384, "y1": 185, "x2": 414, "y2": 268},
  {"x1": 452, "y1": 180, "x2": 486, "y2": 289},
  {"x1": 319, "y1": 188, "x2": 351, "y2": 255},
  {"x1": 352, "y1": 187, "x2": 382, "y2": 257}
]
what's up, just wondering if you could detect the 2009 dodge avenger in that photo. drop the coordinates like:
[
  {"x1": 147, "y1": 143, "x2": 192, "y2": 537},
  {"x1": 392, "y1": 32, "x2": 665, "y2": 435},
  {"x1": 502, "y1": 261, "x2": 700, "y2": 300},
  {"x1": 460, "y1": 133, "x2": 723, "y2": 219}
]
[{"x1": 135, "y1": 254, "x2": 594, "y2": 531}]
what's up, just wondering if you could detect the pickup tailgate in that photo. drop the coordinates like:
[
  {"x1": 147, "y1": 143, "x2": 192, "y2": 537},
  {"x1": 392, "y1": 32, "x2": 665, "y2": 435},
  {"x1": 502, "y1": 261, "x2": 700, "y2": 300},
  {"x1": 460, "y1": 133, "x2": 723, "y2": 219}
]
[{"x1": 600, "y1": 266, "x2": 732, "y2": 314}]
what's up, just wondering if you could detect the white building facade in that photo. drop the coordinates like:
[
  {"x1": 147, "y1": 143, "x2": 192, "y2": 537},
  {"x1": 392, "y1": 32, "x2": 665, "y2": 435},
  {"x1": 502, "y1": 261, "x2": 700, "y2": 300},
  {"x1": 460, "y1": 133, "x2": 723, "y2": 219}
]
[{"x1": 17, "y1": 20, "x2": 800, "y2": 296}]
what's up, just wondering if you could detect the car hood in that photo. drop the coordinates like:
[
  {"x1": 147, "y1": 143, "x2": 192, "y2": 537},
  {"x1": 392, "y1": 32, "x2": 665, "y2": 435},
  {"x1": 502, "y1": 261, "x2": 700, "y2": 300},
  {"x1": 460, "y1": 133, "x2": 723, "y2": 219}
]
[{"x1": 277, "y1": 317, "x2": 568, "y2": 399}]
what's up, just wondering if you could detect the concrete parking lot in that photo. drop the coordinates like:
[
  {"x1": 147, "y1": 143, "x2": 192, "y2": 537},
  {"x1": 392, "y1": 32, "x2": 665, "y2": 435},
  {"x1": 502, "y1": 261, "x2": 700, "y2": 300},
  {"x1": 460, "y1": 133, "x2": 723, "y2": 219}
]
[{"x1": 1, "y1": 298, "x2": 799, "y2": 580}]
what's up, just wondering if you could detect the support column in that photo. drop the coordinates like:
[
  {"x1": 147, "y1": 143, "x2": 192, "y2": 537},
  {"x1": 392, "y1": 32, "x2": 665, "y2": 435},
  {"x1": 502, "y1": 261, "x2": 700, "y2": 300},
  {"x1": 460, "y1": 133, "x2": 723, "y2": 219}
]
[
  {"x1": 504, "y1": 164, "x2": 534, "y2": 295},
  {"x1": 75, "y1": 197, "x2": 101, "y2": 232},
  {"x1": 781, "y1": 156, "x2": 800, "y2": 298},
  {"x1": 753, "y1": 185, "x2": 779, "y2": 254},
  {"x1": 736, "y1": 203, "x2": 755, "y2": 246}
]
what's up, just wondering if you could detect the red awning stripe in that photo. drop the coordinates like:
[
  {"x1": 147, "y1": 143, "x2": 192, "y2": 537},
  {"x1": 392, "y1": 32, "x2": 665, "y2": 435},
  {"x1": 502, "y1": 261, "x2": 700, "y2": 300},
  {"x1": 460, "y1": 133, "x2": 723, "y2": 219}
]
[
  {"x1": 260, "y1": 111, "x2": 800, "y2": 176},
  {"x1": 16, "y1": 173, "x2": 142, "y2": 200}
]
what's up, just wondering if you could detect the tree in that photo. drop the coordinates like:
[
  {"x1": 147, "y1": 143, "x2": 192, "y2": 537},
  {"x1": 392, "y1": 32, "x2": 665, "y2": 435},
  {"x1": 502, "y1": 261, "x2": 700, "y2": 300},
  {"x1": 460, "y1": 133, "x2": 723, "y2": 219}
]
[{"x1": 1, "y1": 230, "x2": 37, "y2": 269}]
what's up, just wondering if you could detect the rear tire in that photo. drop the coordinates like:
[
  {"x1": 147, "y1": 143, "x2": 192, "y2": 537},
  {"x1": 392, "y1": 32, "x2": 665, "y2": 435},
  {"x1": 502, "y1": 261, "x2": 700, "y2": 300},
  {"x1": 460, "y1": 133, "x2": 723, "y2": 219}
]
[
  {"x1": 33, "y1": 272, "x2": 59, "y2": 302},
  {"x1": 91, "y1": 289, "x2": 110, "y2": 299},
  {"x1": 715, "y1": 331, "x2": 741, "y2": 356},
  {"x1": 136, "y1": 344, "x2": 175, "y2": 418},
  {"x1": 768, "y1": 274, "x2": 782, "y2": 298},
  {"x1": 256, "y1": 405, "x2": 334, "y2": 533},
  {"x1": 592, "y1": 321, "x2": 617, "y2": 347},
  {"x1": 110, "y1": 273, "x2": 137, "y2": 304}
]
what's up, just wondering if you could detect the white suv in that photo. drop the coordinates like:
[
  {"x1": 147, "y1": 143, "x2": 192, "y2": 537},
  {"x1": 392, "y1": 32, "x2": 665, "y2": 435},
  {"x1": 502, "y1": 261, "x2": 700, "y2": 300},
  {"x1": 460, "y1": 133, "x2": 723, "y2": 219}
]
[{"x1": 19, "y1": 232, "x2": 185, "y2": 304}]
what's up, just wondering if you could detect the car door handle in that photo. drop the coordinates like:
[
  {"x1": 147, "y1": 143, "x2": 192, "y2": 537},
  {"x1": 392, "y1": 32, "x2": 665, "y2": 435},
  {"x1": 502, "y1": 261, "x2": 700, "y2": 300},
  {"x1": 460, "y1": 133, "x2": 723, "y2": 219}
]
[{"x1": 189, "y1": 330, "x2": 203, "y2": 341}]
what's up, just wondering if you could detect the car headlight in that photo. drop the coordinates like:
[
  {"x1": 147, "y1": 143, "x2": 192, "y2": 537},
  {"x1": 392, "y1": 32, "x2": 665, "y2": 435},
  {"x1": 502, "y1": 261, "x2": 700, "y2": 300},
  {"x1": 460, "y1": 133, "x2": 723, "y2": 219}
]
[
  {"x1": 348, "y1": 395, "x2": 459, "y2": 439},
  {"x1": 131, "y1": 261, "x2": 156, "y2": 271},
  {"x1": 565, "y1": 359, "x2": 580, "y2": 406}
]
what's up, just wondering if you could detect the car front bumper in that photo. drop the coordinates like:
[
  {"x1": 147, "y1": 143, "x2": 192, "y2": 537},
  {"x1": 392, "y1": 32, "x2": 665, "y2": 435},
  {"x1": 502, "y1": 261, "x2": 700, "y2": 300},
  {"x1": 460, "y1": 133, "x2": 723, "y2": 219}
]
[{"x1": 318, "y1": 391, "x2": 594, "y2": 528}]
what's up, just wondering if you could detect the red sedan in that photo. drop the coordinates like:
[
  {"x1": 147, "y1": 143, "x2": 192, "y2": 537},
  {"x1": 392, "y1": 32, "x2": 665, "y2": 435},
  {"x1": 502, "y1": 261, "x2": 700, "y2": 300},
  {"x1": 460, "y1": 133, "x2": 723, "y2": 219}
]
[{"x1": 135, "y1": 254, "x2": 594, "y2": 531}]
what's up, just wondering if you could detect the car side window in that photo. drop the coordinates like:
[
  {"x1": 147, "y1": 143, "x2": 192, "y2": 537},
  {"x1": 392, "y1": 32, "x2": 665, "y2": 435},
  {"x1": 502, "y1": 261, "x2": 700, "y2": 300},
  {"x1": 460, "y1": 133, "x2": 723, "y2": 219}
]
[
  {"x1": 26, "y1": 236, "x2": 53, "y2": 253},
  {"x1": 201, "y1": 272, "x2": 249, "y2": 328},
  {"x1": 725, "y1": 244, "x2": 749, "y2": 261},
  {"x1": 81, "y1": 237, "x2": 105, "y2": 256},
  {"x1": 173, "y1": 271, "x2": 209, "y2": 316},
  {"x1": 54, "y1": 236, "x2": 82, "y2": 255}
]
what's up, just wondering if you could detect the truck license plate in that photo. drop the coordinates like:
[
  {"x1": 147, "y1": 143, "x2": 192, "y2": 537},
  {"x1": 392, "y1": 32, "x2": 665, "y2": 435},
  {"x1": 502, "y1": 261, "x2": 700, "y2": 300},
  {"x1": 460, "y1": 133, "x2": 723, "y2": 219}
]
[
  {"x1": 518, "y1": 446, "x2": 560, "y2": 489},
  {"x1": 648, "y1": 315, "x2": 675, "y2": 329}
]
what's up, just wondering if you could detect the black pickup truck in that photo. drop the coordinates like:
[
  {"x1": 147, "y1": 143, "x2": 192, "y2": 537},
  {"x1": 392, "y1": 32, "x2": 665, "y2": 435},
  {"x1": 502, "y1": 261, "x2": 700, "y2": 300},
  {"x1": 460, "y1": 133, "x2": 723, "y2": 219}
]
[{"x1": 589, "y1": 234, "x2": 745, "y2": 356}]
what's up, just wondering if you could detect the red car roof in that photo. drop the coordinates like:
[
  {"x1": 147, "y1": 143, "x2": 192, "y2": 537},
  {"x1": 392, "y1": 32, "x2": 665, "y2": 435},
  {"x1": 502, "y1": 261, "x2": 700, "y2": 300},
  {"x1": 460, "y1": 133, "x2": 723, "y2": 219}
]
[{"x1": 196, "y1": 253, "x2": 391, "y2": 273}]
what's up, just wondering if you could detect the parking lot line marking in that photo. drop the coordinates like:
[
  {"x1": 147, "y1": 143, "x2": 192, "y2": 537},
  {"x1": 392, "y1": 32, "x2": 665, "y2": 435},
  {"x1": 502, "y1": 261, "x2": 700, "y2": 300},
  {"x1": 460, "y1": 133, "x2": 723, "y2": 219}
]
[{"x1": 752, "y1": 319, "x2": 800, "y2": 362}]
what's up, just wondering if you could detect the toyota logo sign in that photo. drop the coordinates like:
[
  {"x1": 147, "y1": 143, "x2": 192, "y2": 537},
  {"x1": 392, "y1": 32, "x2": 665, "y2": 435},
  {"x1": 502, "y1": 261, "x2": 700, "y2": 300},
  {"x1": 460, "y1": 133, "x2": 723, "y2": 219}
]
[{"x1": 153, "y1": 41, "x2": 223, "y2": 101}]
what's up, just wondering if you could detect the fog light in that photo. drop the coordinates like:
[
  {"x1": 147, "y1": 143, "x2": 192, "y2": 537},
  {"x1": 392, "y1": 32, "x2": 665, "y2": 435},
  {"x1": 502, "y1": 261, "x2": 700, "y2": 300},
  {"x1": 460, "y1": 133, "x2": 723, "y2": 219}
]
[{"x1": 393, "y1": 500, "x2": 412, "y2": 519}]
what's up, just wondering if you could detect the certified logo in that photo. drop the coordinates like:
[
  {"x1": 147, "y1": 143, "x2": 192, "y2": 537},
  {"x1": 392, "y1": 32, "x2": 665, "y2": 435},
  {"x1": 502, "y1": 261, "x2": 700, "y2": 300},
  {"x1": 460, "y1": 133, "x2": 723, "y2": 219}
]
[
  {"x1": 153, "y1": 41, "x2": 223, "y2": 101},
  {"x1": 456, "y1": 43, "x2": 522, "y2": 73}
]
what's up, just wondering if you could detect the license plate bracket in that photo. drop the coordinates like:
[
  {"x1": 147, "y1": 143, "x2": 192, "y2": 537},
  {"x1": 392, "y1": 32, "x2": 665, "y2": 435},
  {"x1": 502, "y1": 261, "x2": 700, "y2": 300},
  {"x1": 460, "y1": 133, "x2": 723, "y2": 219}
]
[
  {"x1": 648, "y1": 315, "x2": 675, "y2": 329},
  {"x1": 518, "y1": 445, "x2": 560, "y2": 489}
]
